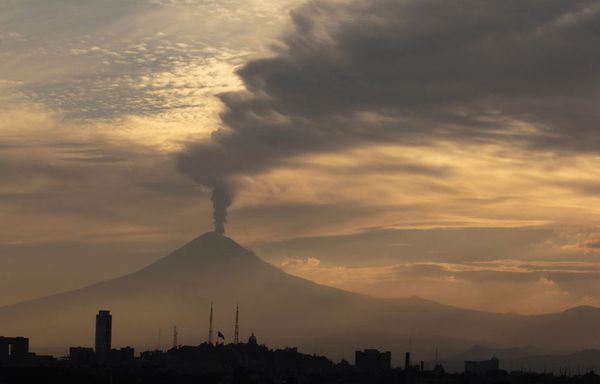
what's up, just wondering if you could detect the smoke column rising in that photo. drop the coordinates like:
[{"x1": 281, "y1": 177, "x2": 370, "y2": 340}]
[
  {"x1": 175, "y1": 0, "x2": 600, "y2": 235},
  {"x1": 211, "y1": 184, "x2": 233, "y2": 235}
]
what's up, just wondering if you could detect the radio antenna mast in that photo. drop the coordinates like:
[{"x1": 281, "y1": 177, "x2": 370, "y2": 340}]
[
  {"x1": 234, "y1": 304, "x2": 240, "y2": 344},
  {"x1": 173, "y1": 326, "x2": 178, "y2": 349},
  {"x1": 208, "y1": 302, "x2": 214, "y2": 344}
]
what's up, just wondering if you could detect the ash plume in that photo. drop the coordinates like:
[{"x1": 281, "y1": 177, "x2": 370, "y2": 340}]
[
  {"x1": 176, "y1": 0, "x2": 600, "y2": 229},
  {"x1": 211, "y1": 183, "x2": 233, "y2": 235}
]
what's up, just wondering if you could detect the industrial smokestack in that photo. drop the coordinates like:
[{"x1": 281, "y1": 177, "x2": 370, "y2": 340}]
[{"x1": 211, "y1": 184, "x2": 233, "y2": 235}]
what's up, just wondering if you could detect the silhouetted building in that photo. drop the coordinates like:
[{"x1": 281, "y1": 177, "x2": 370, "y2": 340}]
[
  {"x1": 0, "y1": 336, "x2": 29, "y2": 365},
  {"x1": 404, "y1": 352, "x2": 414, "y2": 384},
  {"x1": 248, "y1": 332, "x2": 257, "y2": 345},
  {"x1": 432, "y1": 363, "x2": 445, "y2": 375},
  {"x1": 111, "y1": 347, "x2": 135, "y2": 363},
  {"x1": 69, "y1": 347, "x2": 95, "y2": 365},
  {"x1": 95, "y1": 310, "x2": 112, "y2": 363},
  {"x1": 355, "y1": 349, "x2": 391, "y2": 372},
  {"x1": 465, "y1": 357, "x2": 500, "y2": 375}
]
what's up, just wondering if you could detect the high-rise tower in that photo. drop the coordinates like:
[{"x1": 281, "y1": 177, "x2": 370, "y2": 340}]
[
  {"x1": 95, "y1": 310, "x2": 112, "y2": 363},
  {"x1": 208, "y1": 303, "x2": 214, "y2": 344},
  {"x1": 234, "y1": 304, "x2": 239, "y2": 344}
]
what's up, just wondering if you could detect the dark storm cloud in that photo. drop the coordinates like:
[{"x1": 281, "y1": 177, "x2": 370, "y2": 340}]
[{"x1": 176, "y1": 0, "x2": 600, "y2": 189}]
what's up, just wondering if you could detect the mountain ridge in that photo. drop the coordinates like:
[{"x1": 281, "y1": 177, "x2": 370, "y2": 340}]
[
  {"x1": 1, "y1": 233, "x2": 599, "y2": 362},
  {"x1": 2, "y1": 233, "x2": 596, "y2": 318}
]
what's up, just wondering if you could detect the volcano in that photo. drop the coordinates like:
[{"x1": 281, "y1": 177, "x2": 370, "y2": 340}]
[{"x1": 1, "y1": 232, "x2": 599, "y2": 362}]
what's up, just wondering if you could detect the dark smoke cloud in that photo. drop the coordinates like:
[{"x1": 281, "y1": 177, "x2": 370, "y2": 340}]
[
  {"x1": 176, "y1": 0, "x2": 600, "y2": 224},
  {"x1": 211, "y1": 183, "x2": 234, "y2": 235}
]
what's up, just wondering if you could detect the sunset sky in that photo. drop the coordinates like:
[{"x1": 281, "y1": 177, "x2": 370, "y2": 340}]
[{"x1": 1, "y1": 0, "x2": 599, "y2": 314}]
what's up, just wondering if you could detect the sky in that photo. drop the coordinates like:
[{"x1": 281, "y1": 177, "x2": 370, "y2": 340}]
[{"x1": 1, "y1": 0, "x2": 600, "y2": 314}]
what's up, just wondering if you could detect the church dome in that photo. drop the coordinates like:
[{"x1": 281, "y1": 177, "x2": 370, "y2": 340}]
[{"x1": 248, "y1": 332, "x2": 257, "y2": 345}]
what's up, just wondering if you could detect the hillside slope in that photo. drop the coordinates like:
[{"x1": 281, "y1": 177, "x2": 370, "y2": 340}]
[{"x1": 1, "y1": 233, "x2": 599, "y2": 362}]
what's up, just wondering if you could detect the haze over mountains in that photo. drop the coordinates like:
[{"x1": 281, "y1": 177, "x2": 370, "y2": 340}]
[{"x1": 1, "y1": 232, "x2": 599, "y2": 364}]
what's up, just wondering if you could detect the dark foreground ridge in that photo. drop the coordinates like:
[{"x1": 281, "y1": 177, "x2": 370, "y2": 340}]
[
  {"x1": 3, "y1": 308, "x2": 600, "y2": 384},
  {"x1": 2, "y1": 331, "x2": 600, "y2": 384}
]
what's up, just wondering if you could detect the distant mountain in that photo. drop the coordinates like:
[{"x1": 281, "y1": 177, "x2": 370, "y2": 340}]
[
  {"x1": 442, "y1": 346, "x2": 600, "y2": 374},
  {"x1": 451, "y1": 345, "x2": 541, "y2": 361},
  {"x1": 1, "y1": 233, "x2": 599, "y2": 364}
]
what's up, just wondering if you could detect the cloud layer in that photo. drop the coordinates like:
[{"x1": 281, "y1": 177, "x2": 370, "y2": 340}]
[
  {"x1": 2, "y1": 0, "x2": 600, "y2": 314},
  {"x1": 259, "y1": 227, "x2": 600, "y2": 314},
  {"x1": 177, "y1": 0, "x2": 600, "y2": 189}
]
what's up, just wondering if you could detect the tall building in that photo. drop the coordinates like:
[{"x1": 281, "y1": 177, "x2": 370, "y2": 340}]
[
  {"x1": 95, "y1": 310, "x2": 112, "y2": 363},
  {"x1": 355, "y1": 349, "x2": 391, "y2": 372},
  {"x1": 0, "y1": 336, "x2": 29, "y2": 365},
  {"x1": 404, "y1": 351, "x2": 412, "y2": 383}
]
